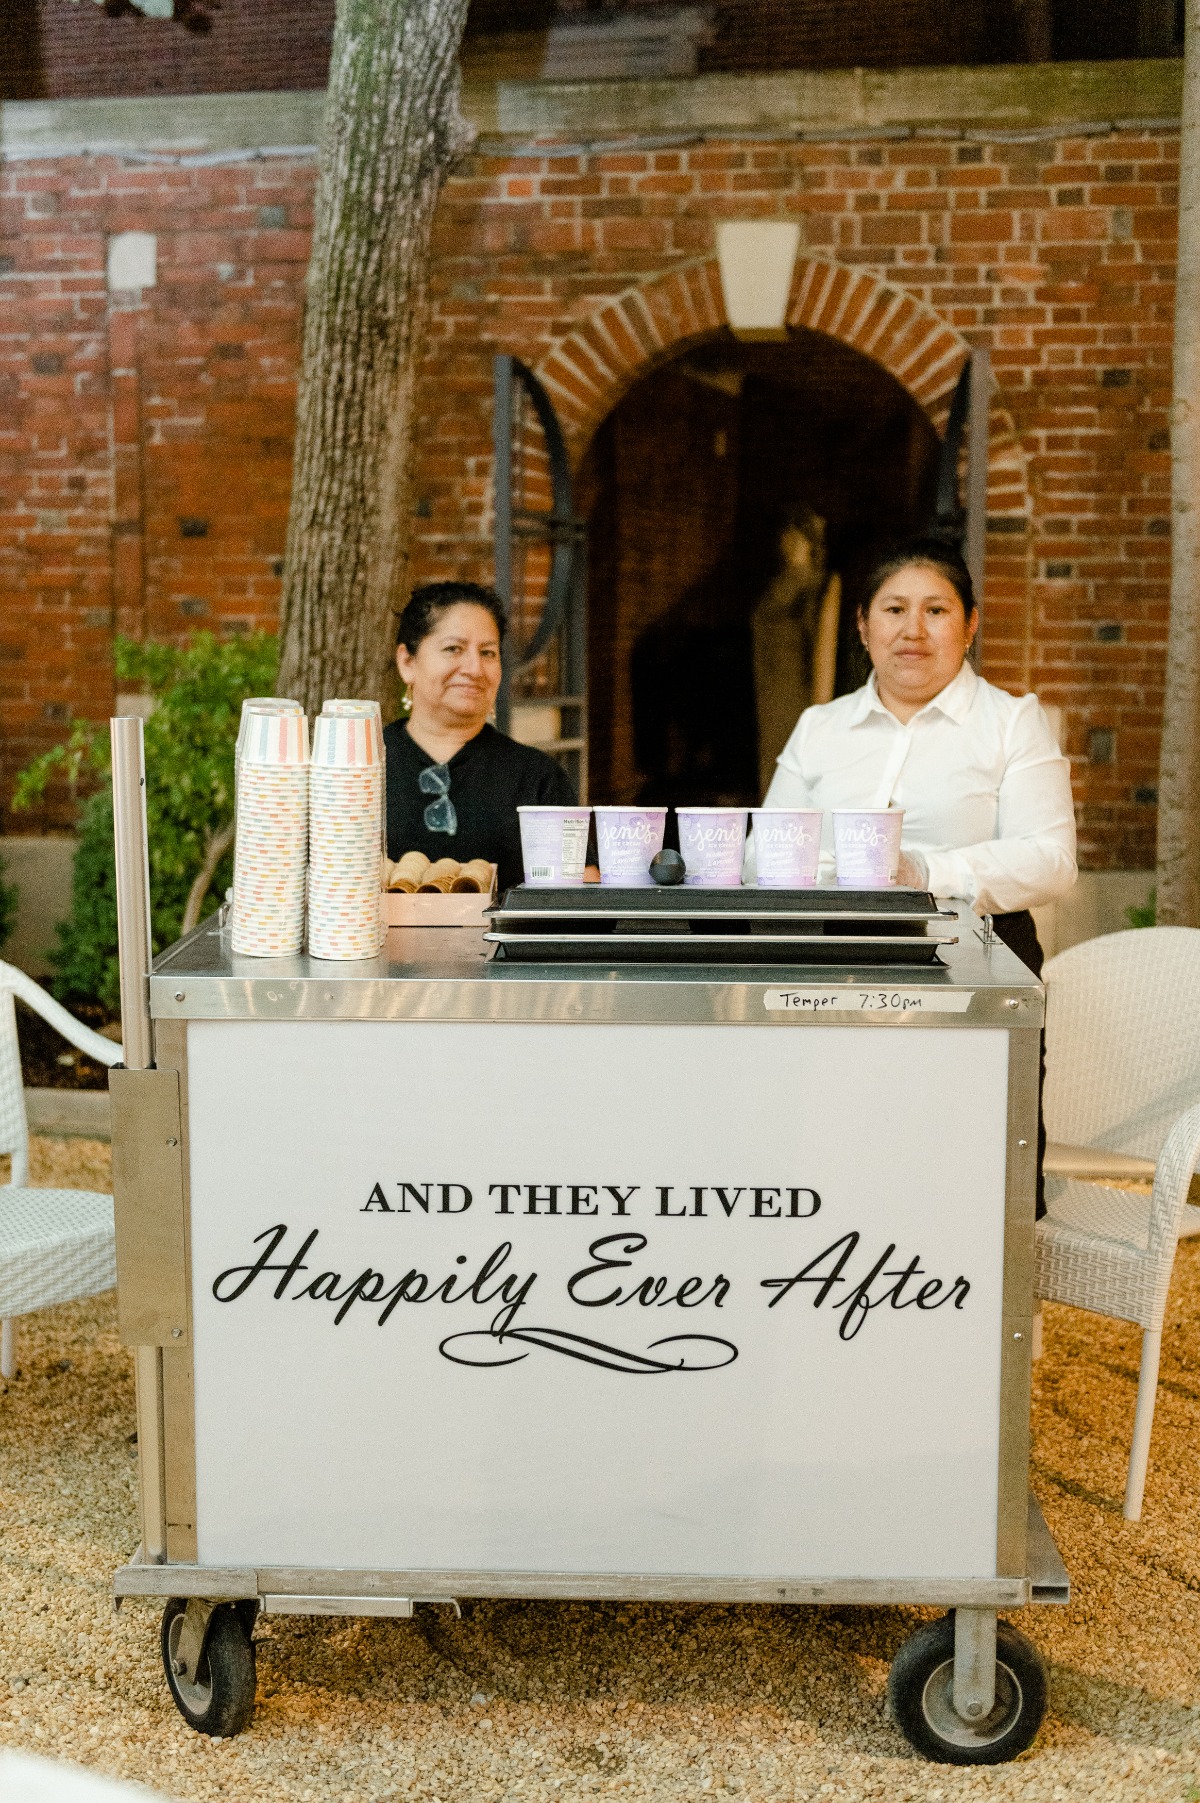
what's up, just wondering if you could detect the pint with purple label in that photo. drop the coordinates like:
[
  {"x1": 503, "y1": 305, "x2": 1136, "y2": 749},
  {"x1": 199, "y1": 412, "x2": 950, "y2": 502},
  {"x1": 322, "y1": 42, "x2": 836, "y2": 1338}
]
[
  {"x1": 517, "y1": 806, "x2": 591, "y2": 886},
  {"x1": 676, "y1": 807, "x2": 748, "y2": 886},
  {"x1": 832, "y1": 808, "x2": 905, "y2": 888},
  {"x1": 594, "y1": 807, "x2": 668, "y2": 886},
  {"x1": 751, "y1": 808, "x2": 823, "y2": 888}
]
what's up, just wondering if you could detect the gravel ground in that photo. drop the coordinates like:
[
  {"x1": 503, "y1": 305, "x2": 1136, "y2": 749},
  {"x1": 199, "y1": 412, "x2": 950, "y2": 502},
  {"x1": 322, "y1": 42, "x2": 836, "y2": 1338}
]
[{"x1": 2, "y1": 1137, "x2": 1199, "y2": 1801}]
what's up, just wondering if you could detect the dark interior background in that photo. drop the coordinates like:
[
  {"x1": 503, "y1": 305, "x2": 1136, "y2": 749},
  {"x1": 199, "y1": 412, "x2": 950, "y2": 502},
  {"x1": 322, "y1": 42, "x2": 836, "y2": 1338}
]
[
  {"x1": 0, "y1": 0, "x2": 1183, "y2": 103},
  {"x1": 578, "y1": 330, "x2": 942, "y2": 807}
]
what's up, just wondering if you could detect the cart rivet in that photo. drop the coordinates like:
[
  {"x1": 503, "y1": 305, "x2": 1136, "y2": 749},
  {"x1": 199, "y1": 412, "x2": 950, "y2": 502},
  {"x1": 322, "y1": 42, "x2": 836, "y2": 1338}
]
[
  {"x1": 964, "y1": 1701, "x2": 986, "y2": 1718},
  {"x1": 1013, "y1": 1331, "x2": 1024, "y2": 1341},
  {"x1": 1006, "y1": 998, "x2": 1019, "y2": 1008},
  {"x1": 1017, "y1": 1138, "x2": 1028, "y2": 1149},
  {"x1": 166, "y1": 1136, "x2": 178, "y2": 1148},
  {"x1": 171, "y1": 1658, "x2": 185, "y2": 1676},
  {"x1": 174, "y1": 991, "x2": 185, "y2": 1002},
  {"x1": 171, "y1": 1327, "x2": 182, "y2": 1338}
]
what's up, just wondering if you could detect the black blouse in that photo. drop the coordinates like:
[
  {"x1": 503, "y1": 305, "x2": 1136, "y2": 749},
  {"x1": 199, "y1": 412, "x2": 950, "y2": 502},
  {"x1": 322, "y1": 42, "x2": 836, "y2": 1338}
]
[{"x1": 383, "y1": 720, "x2": 576, "y2": 893}]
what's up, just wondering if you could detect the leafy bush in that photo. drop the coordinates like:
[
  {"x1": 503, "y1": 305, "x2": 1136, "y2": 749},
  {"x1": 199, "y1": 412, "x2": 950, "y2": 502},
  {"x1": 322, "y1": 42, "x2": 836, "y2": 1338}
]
[
  {"x1": 14, "y1": 632, "x2": 277, "y2": 1014},
  {"x1": 1126, "y1": 888, "x2": 1156, "y2": 929}
]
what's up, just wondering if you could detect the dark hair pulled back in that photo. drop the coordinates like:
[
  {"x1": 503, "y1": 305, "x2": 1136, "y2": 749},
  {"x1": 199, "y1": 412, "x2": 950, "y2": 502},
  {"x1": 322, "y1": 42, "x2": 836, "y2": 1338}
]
[
  {"x1": 397, "y1": 581, "x2": 507, "y2": 653},
  {"x1": 859, "y1": 537, "x2": 977, "y2": 620}
]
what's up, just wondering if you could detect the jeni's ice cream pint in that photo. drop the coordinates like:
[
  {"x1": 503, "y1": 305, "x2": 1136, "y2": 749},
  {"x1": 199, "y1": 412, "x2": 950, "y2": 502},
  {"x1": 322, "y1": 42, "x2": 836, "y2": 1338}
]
[
  {"x1": 593, "y1": 807, "x2": 667, "y2": 887},
  {"x1": 751, "y1": 808, "x2": 823, "y2": 888},
  {"x1": 518, "y1": 806, "x2": 591, "y2": 886},
  {"x1": 676, "y1": 807, "x2": 747, "y2": 887},
  {"x1": 832, "y1": 808, "x2": 904, "y2": 888}
]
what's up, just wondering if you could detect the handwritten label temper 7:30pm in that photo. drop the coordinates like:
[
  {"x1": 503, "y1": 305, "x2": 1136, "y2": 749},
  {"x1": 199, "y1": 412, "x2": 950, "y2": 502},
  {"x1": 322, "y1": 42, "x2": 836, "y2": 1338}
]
[{"x1": 763, "y1": 989, "x2": 973, "y2": 1014}]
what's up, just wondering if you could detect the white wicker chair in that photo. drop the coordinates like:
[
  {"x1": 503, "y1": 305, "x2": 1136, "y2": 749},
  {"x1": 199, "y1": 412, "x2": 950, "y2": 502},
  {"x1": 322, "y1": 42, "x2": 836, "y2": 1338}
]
[
  {"x1": 0, "y1": 959, "x2": 122, "y2": 1382},
  {"x1": 1037, "y1": 926, "x2": 1200, "y2": 1520}
]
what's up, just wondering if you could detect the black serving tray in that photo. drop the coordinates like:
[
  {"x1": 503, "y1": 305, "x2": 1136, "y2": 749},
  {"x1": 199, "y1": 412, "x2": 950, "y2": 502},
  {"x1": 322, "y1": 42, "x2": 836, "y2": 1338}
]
[
  {"x1": 485, "y1": 886, "x2": 957, "y2": 967},
  {"x1": 493, "y1": 885, "x2": 943, "y2": 918}
]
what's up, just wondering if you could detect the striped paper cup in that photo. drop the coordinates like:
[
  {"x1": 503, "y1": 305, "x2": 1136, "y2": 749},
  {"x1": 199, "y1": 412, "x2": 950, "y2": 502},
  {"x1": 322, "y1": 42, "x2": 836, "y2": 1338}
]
[
  {"x1": 311, "y1": 712, "x2": 380, "y2": 769},
  {"x1": 239, "y1": 708, "x2": 310, "y2": 767},
  {"x1": 322, "y1": 698, "x2": 384, "y2": 763},
  {"x1": 236, "y1": 696, "x2": 304, "y2": 759}
]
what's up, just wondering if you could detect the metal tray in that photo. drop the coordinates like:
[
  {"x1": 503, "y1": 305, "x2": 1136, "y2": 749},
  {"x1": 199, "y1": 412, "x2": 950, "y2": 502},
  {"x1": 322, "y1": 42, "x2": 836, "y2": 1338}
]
[
  {"x1": 487, "y1": 935, "x2": 953, "y2": 966},
  {"x1": 487, "y1": 885, "x2": 956, "y2": 966}
]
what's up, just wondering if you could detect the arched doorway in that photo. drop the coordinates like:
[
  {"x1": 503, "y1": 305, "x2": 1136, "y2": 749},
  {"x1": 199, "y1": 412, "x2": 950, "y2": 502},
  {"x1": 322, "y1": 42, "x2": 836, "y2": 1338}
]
[{"x1": 577, "y1": 328, "x2": 943, "y2": 807}]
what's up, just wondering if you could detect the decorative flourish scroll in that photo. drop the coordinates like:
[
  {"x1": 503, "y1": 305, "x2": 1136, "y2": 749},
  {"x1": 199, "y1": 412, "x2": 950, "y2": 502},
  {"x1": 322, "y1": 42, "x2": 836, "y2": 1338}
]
[{"x1": 438, "y1": 1324, "x2": 739, "y2": 1373}]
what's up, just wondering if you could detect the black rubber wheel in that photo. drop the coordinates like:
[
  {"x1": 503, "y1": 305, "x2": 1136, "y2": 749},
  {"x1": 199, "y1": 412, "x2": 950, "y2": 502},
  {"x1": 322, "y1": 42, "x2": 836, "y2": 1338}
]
[
  {"x1": 161, "y1": 1599, "x2": 257, "y2": 1737},
  {"x1": 888, "y1": 1615, "x2": 1047, "y2": 1765}
]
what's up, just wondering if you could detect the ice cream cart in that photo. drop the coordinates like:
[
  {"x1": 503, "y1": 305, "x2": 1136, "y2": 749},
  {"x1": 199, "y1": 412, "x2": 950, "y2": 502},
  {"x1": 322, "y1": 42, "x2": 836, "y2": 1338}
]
[{"x1": 107, "y1": 722, "x2": 1067, "y2": 1764}]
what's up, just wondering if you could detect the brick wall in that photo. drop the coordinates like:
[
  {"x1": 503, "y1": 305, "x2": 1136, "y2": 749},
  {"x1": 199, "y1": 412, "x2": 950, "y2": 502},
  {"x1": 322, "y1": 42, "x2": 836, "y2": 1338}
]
[
  {"x1": 5, "y1": 0, "x2": 335, "y2": 102},
  {"x1": 0, "y1": 123, "x2": 1179, "y2": 868}
]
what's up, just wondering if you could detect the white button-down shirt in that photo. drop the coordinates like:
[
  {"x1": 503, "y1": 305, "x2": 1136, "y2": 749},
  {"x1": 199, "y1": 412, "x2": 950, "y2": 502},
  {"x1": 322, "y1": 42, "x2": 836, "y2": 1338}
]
[{"x1": 753, "y1": 661, "x2": 1077, "y2": 915}]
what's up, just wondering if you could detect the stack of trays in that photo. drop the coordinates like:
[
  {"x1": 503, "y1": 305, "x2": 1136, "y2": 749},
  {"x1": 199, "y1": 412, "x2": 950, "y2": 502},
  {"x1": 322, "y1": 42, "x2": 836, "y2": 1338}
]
[
  {"x1": 485, "y1": 886, "x2": 959, "y2": 967},
  {"x1": 230, "y1": 701, "x2": 309, "y2": 958},
  {"x1": 307, "y1": 704, "x2": 386, "y2": 961}
]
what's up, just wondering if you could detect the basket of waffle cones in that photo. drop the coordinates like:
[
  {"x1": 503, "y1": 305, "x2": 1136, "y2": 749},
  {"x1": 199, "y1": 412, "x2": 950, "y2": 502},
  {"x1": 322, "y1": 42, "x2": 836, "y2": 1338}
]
[{"x1": 383, "y1": 852, "x2": 497, "y2": 926}]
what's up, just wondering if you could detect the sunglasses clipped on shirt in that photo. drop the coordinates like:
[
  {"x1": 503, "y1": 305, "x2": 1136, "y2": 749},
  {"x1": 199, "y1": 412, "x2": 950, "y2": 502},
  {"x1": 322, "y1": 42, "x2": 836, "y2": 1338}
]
[{"x1": 419, "y1": 762, "x2": 458, "y2": 835}]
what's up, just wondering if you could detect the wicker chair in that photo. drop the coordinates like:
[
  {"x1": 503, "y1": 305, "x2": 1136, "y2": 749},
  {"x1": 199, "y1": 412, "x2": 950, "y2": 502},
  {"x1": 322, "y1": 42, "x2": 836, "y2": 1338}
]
[
  {"x1": 0, "y1": 959, "x2": 122, "y2": 1382},
  {"x1": 1036, "y1": 926, "x2": 1200, "y2": 1520}
]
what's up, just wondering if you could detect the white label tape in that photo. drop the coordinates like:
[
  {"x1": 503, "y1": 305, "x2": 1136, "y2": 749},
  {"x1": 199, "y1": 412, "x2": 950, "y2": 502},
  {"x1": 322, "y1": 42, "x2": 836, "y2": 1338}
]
[{"x1": 763, "y1": 988, "x2": 974, "y2": 1015}]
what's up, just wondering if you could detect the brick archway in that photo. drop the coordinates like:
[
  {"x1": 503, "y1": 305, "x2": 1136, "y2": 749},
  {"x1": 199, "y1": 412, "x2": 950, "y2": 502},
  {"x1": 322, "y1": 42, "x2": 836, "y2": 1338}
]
[{"x1": 533, "y1": 254, "x2": 1028, "y2": 526}]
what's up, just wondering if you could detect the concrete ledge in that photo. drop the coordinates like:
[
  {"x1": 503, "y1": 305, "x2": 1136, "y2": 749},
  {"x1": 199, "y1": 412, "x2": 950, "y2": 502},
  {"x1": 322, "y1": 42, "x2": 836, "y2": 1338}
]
[
  {"x1": 0, "y1": 90, "x2": 325, "y2": 156},
  {"x1": 0, "y1": 59, "x2": 1184, "y2": 158},
  {"x1": 1, "y1": 835, "x2": 75, "y2": 978},
  {"x1": 25, "y1": 1087, "x2": 111, "y2": 1141},
  {"x1": 487, "y1": 57, "x2": 1183, "y2": 141}
]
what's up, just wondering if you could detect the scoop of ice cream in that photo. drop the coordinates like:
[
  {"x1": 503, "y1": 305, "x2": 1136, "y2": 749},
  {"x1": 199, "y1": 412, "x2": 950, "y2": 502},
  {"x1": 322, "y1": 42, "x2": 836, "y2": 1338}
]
[{"x1": 650, "y1": 849, "x2": 686, "y2": 886}]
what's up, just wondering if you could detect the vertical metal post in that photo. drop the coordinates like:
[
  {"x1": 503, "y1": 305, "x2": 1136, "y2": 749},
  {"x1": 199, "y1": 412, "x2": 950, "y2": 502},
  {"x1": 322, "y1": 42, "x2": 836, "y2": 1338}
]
[
  {"x1": 111, "y1": 717, "x2": 154, "y2": 1074},
  {"x1": 569, "y1": 535, "x2": 589, "y2": 803},
  {"x1": 953, "y1": 1607, "x2": 998, "y2": 1721},
  {"x1": 964, "y1": 346, "x2": 991, "y2": 668},
  {"x1": 493, "y1": 352, "x2": 514, "y2": 736},
  {"x1": 110, "y1": 716, "x2": 168, "y2": 1563}
]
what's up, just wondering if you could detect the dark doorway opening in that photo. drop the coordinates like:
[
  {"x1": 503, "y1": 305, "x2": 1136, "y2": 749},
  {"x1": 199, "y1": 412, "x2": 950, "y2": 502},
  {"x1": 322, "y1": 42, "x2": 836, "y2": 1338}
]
[{"x1": 579, "y1": 329, "x2": 942, "y2": 807}]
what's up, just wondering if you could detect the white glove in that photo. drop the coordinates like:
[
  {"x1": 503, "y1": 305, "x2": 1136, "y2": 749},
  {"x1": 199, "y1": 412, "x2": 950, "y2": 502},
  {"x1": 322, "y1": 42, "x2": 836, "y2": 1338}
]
[{"x1": 896, "y1": 848, "x2": 929, "y2": 890}]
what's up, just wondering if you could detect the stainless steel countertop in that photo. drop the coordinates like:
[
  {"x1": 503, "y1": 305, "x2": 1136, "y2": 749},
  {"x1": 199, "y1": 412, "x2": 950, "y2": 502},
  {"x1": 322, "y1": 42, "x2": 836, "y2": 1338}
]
[{"x1": 148, "y1": 903, "x2": 1044, "y2": 1028}]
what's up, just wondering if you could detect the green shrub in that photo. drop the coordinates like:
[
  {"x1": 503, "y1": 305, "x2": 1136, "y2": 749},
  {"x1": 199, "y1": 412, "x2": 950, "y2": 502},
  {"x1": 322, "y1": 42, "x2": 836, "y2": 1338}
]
[
  {"x1": 1126, "y1": 888, "x2": 1156, "y2": 929},
  {"x1": 14, "y1": 632, "x2": 277, "y2": 1014}
]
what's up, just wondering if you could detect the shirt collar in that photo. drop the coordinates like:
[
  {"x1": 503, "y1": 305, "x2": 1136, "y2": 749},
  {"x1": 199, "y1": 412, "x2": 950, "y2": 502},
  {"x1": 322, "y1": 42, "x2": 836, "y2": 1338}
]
[{"x1": 851, "y1": 659, "x2": 978, "y2": 727}]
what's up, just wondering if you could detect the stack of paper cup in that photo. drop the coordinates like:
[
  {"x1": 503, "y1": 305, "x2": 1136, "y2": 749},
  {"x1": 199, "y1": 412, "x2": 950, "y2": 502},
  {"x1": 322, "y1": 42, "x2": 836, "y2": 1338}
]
[
  {"x1": 321, "y1": 698, "x2": 387, "y2": 861},
  {"x1": 231, "y1": 707, "x2": 310, "y2": 957},
  {"x1": 308, "y1": 707, "x2": 386, "y2": 960}
]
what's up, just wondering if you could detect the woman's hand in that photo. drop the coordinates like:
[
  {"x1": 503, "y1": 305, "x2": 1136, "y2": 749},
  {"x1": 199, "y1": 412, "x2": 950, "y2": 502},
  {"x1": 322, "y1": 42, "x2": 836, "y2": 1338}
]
[{"x1": 896, "y1": 849, "x2": 930, "y2": 890}]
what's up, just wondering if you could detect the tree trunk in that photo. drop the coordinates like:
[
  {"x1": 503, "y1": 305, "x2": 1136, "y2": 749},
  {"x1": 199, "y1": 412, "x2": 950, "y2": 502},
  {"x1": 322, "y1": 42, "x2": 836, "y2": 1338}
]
[
  {"x1": 277, "y1": 0, "x2": 474, "y2": 715},
  {"x1": 1157, "y1": 0, "x2": 1200, "y2": 926}
]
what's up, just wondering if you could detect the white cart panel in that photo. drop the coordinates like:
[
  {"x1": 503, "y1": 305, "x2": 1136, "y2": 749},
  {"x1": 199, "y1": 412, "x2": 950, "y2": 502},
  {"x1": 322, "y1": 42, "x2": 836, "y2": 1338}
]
[{"x1": 188, "y1": 1019, "x2": 1008, "y2": 1578}]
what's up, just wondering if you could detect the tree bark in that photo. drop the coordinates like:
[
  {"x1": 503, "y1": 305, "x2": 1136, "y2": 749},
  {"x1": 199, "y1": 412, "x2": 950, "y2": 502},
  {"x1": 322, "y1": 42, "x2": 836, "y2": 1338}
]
[
  {"x1": 277, "y1": 0, "x2": 474, "y2": 715},
  {"x1": 1158, "y1": 0, "x2": 1200, "y2": 926}
]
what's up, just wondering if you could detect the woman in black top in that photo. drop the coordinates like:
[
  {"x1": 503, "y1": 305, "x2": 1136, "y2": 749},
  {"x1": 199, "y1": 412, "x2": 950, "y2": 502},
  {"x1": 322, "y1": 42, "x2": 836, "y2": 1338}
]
[{"x1": 384, "y1": 581, "x2": 575, "y2": 893}]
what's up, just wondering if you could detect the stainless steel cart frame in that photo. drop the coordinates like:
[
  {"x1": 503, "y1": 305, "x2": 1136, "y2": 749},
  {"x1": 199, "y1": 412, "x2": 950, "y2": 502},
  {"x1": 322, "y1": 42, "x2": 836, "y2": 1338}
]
[{"x1": 106, "y1": 721, "x2": 1067, "y2": 1758}]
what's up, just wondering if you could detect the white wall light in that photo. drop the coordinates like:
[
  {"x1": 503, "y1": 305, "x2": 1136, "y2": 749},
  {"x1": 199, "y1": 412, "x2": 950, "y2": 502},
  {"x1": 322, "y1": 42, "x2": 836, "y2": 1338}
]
[
  {"x1": 715, "y1": 220, "x2": 801, "y2": 339},
  {"x1": 107, "y1": 231, "x2": 158, "y2": 294}
]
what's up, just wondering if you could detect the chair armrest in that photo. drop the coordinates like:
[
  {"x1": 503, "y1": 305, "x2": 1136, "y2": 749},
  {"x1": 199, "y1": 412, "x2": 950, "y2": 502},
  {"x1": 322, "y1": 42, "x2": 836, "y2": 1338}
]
[
  {"x1": 1, "y1": 962, "x2": 123, "y2": 1067},
  {"x1": 1149, "y1": 1104, "x2": 1200, "y2": 1252},
  {"x1": 1044, "y1": 1141, "x2": 1157, "y2": 1183}
]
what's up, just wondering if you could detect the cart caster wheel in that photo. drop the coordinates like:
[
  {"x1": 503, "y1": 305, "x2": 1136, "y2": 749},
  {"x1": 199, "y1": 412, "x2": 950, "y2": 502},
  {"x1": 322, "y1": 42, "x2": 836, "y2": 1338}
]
[
  {"x1": 888, "y1": 1615, "x2": 1046, "y2": 1765},
  {"x1": 161, "y1": 1599, "x2": 256, "y2": 1737}
]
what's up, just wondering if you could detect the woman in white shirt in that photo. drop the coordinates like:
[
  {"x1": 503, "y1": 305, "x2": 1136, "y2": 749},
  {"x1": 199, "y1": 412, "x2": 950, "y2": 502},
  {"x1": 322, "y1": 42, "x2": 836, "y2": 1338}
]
[
  {"x1": 757, "y1": 539, "x2": 1075, "y2": 1216},
  {"x1": 756, "y1": 537, "x2": 1077, "y2": 976}
]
